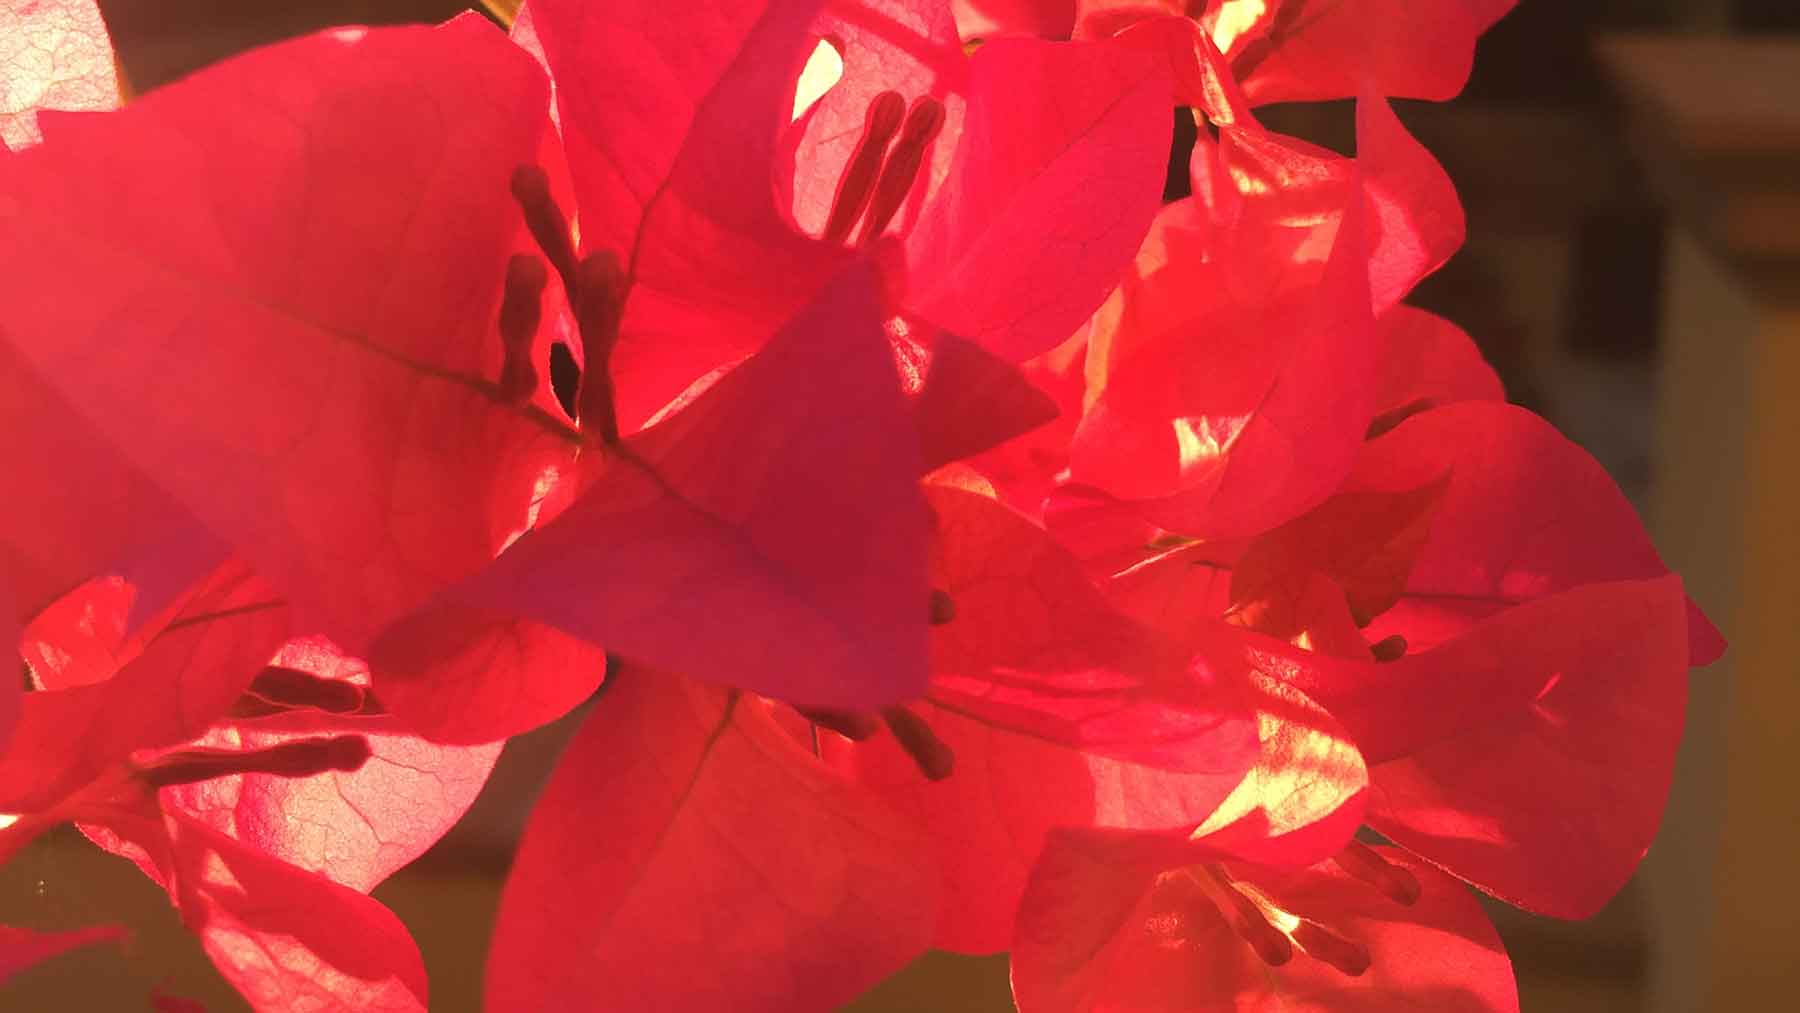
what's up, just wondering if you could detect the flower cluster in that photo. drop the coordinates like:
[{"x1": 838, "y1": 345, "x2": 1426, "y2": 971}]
[{"x1": 0, "y1": 1, "x2": 1723, "y2": 1010}]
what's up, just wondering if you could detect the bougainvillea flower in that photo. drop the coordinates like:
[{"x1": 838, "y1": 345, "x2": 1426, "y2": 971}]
[
  {"x1": 485, "y1": 478, "x2": 1264, "y2": 1000},
  {"x1": 1, "y1": 570, "x2": 462, "y2": 1012},
  {"x1": 375, "y1": 262, "x2": 931, "y2": 711},
  {"x1": 1066, "y1": 0, "x2": 1517, "y2": 105},
  {"x1": 1, "y1": 563, "x2": 290, "y2": 818},
  {"x1": 150, "y1": 637, "x2": 502, "y2": 894},
  {"x1": 999, "y1": 663, "x2": 1510, "y2": 1013},
  {"x1": 825, "y1": 482, "x2": 1262, "y2": 952},
  {"x1": 0, "y1": 17, "x2": 620, "y2": 744},
  {"x1": 1105, "y1": 402, "x2": 1721, "y2": 918},
  {"x1": 1061, "y1": 87, "x2": 1464, "y2": 539},
  {"x1": 0, "y1": 923, "x2": 125, "y2": 985},
  {"x1": 1196, "y1": 0, "x2": 1519, "y2": 105},
  {"x1": 0, "y1": 0, "x2": 119, "y2": 150},
  {"x1": 523, "y1": 0, "x2": 1171, "y2": 427},
  {"x1": 1013, "y1": 833, "x2": 1517, "y2": 1012},
  {"x1": 1344, "y1": 402, "x2": 1726, "y2": 663}
]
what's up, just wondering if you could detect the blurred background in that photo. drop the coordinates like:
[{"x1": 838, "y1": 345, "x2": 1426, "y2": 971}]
[{"x1": 3, "y1": 1, "x2": 1795, "y2": 1009}]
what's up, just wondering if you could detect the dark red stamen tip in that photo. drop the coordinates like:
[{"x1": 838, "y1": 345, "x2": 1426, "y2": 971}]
[
  {"x1": 497, "y1": 254, "x2": 550, "y2": 404},
  {"x1": 1369, "y1": 633, "x2": 1407, "y2": 662},
  {"x1": 859, "y1": 97, "x2": 947, "y2": 245},
  {"x1": 572, "y1": 251, "x2": 627, "y2": 445},
  {"x1": 510, "y1": 165, "x2": 579, "y2": 296},
  {"x1": 822, "y1": 91, "x2": 908, "y2": 245},
  {"x1": 1332, "y1": 839, "x2": 1421, "y2": 906},
  {"x1": 232, "y1": 665, "x2": 371, "y2": 718},
  {"x1": 798, "y1": 707, "x2": 883, "y2": 742},
  {"x1": 138, "y1": 735, "x2": 372, "y2": 789},
  {"x1": 1290, "y1": 920, "x2": 1372, "y2": 977},
  {"x1": 929, "y1": 589, "x2": 956, "y2": 626},
  {"x1": 881, "y1": 705, "x2": 955, "y2": 780}
]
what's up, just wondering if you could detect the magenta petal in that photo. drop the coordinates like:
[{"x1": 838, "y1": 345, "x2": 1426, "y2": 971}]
[
  {"x1": 0, "y1": 923, "x2": 125, "y2": 984},
  {"x1": 162, "y1": 810, "x2": 428, "y2": 1013},
  {"x1": 0, "y1": 0, "x2": 120, "y2": 150},
  {"x1": 161, "y1": 637, "x2": 502, "y2": 893},
  {"x1": 925, "y1": 485, "x2": 1257, "y2": 773},
  {"x1": 370, "y1": 604, "x2": 608, "y2": 744},
  {"x1": 527, "y1": 0, "x2": 847, "y2": 426},
  {"x1": 1013, "y1": 838, "x2": 1517, "y2": 1013},
  {"x1": 1073, "y1": 187, "x2": 1377, "y2": 537},
  {"x1": 904, "y1": 35, "x2": 1171, "y2": 361},
  {"x1": 0, "y1": 17, "x2": 570, "y2": 652},
  {"x1": 380, "y1": 264, "x2": 928, "y2": 709},
  {"x1": 0, "y1": 584, "x2": 16, "y2": 749},
  {"x1": 1373, "y1": 305, "x2": 1504, "y2": 417},
  {"x1": 0, "y1": 345, "x2": 208, "y2": 630},
  {"x1": 953, "y1": 0, "x2": 1076, "y2": 40},
  {"x1": 1353, "y1": 402, "x2": 1724, "y2": 663},
  {"x1": 910, "y1": 330, "x2": 1060, "y2": 469},
  {"x1": 1228, "y1": 0, "x2": 1518, "y2": 104},
  {"x1": 1365, "y1": 578, "x2": 1689, "y2": 918},
  {"x1": 0, "y1": 563, "x2": 288, "y2": 814},
  {"x1": 487, "y1": 669, "x2": 937, "y2": 1011}
]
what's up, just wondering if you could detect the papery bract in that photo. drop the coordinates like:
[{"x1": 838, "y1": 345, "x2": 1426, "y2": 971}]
[
  {"x1": 1013, "y1": 837, "x2": 1517, "y2": 1012},
  {"x1": 378, "y1": 264, "x2": 929, "y2": 711},
  {"x1": 900, "y1": 33, "x2": 1171, "y2": 362},
  {"x1": 1350, "y1": 402, "x2": 1725, "y2": 662},
  {"x1": 160, "y1": 810, "x2": 428, "y2": 1013},
  {"x1": 160, "y1": 637, "x2": 501, "y2": 892},
  {"x1": 0, "y1": 562, "x2": 288, "y2": 815},
  {"x1": 1278, "y1": 576, "x2": 1695, "y2": 918},
  {"x1": 523, "y1": 0, "x2": 846, "y2": 427},
  {"x1": 1208, "y1": 0, "x2": 1518, "y2": 104},
  {"x1": 487, "y1": 667, "x2": 937, "y2": 1012},
  {"x1": 0, "y1": 16, "x2": 572, "y2": 656},
  {"x1": 828, "y1": 483, "x2": 1260, "y2": 951}
]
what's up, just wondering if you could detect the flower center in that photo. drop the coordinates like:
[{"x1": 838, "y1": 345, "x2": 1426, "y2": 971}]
[
  {"x1": 506, "y1": 165, "x2": 628, "y2": 445},
  {"x1": 821, "y1": 91, "x2": 947, "y2": 247},
  {"x1": 1160, "y1": 839, "x2": 1420, "y2": 977}
]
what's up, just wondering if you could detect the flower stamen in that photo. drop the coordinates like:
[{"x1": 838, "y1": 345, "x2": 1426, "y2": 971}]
[
  {"x1": 229, "y1": 665, "x2": 376, "y2": 719},
  {"x1": 509, "y1": 165, "x2": 579, "y2": 297},
  {"x1": 497, "y1": 254, "x2": 549, "y2": 405},
  {"x1": 822, "y1": 91, "x2": 908, "y2": 245},
  {"x1": 1331, "y1": 839, "x2": 1421, "y2": 905},
  {"x1": 1369, "y1": 633, "x2": 1407, "y2": 662},
  {"x1": 1190, "y1": 867, "x2": 1294, "y2": 966},
  {"x1": 797, "y1": 707, "x2": 883, "y2": 742},
  {"x1": 881, "y1": 705, "x2": 955, "y2": 780},
  {"x1": 859, "y1": 97, "x2": 947, "y2": 245},
  {"x1": 572, "y1": 251, "x2": 627, "y2": 445},
  {"x1": 929, "y1": 588, "x2": 957, "y2": 626},
  {"x1": 136, "y1": 736, "x2": 372, "y2": 789},
  {"x1": 1289, "y1": 918, "x2": 1372, "y2": 976}
]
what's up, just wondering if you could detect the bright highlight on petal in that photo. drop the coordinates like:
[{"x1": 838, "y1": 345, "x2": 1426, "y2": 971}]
[
  {"x1": 793, "y1": 38, "x2": 844, "y2": 120},
  {"x1": 1211, "y1": 0, "x2": 1271, "y2": 53}
]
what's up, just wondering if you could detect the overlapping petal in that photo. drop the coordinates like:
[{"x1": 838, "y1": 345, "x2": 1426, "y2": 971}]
[
  {"x1": 487, "y1": 668, "x2": 937, "y2": 1012},
  {"x1": 377, "y1": 264, "x2": 928, "y2": 710},
  {"x1": 0, "y1": 16, "x2": 570, "y2": 652}
]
